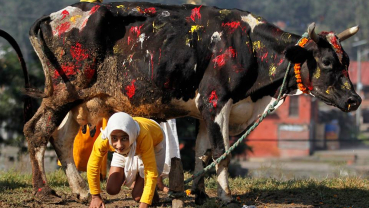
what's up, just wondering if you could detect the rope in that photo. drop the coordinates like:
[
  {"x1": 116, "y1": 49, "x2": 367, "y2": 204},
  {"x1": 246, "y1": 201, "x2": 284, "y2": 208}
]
[{"x1": 182, "y1": 32, "x2": 310, "y2": 186}]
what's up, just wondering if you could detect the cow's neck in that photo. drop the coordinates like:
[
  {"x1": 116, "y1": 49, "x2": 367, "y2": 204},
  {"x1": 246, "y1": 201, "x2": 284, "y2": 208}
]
[{"x1": 248, "y1": 29, "x2": 303, "y2": 102}]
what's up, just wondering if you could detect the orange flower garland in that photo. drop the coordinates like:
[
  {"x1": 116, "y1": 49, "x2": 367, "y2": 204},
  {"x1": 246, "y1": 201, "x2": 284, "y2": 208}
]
[{"x1": 295, "y1": 37, "x2": 309, "y2": 94}]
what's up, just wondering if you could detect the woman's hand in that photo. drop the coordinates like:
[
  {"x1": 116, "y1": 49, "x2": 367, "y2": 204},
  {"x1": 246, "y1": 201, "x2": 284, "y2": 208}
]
[
  {"x1": 139, "y1": 202, "x2": 149, "y2": 208},
  {"x1": 89, "y1": 194, "x2": 105, "y2": 208}
]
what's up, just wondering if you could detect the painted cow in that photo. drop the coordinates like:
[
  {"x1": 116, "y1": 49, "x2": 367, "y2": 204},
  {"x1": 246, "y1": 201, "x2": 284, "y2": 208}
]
[{"x1": 4, "y1": 1, "x2": 361, "y2": 205}]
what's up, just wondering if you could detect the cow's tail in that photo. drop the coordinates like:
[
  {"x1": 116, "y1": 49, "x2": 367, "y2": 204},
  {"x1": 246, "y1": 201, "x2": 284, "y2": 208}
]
[
  {"x1": 28, "y1": 15, "x2": 54, "y2": 99},
  {"x1": 0, "y1": 29, "x2": 34, "y2": 123}
]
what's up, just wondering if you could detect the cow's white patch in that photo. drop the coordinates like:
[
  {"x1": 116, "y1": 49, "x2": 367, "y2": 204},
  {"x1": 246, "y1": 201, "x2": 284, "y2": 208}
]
[
  {"x1": 161, "y1": 11, "x2": 170, "y2": 17},
  {"x1": 193, "y1": 64, "x2": 197, "y2": 72},
  {"x1": 211, "y1": 31, "x2": 222, "y2": 44},
  {"x1": 241, "y1": 14, "x2": 264, "y2": 33},
  {"x1": 58, "y1": 112, "x2": 69, "y2": 130},
  {"x1": 139, "y1": 33, "x2": 146, "y2": 49},
  {"x1": 216, "y1": 157, "x2": 232, "y2": 202},
  {"x1": 214, "y1": 99, "x2": 233, "y2": 149},
  {"x1": 50, "y1": 6, "x2": 91, "y2": 36},
  {"x1": 229, "y1": 96, "x2": 285, "y2": 135},
  {"x1": 35, "y1": 146, "x2": 47, "y2": 182}
]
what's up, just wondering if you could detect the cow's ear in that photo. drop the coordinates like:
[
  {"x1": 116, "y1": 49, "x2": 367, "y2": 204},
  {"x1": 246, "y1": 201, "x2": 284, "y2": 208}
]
[{"x1": 284, "y1": 46, "x2": 310, "y2": 63}]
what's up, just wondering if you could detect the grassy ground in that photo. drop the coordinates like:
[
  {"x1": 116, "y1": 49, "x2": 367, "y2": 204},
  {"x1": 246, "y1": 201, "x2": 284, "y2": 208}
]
[{"x1": 0, "y1": 169, "x2": 369, "y2": 207}]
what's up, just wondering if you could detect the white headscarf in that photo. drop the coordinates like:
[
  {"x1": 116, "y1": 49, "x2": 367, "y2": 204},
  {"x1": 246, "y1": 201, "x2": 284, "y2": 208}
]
[{"x1": 101, "y1": 112, "x2": 140, "y2": 186}]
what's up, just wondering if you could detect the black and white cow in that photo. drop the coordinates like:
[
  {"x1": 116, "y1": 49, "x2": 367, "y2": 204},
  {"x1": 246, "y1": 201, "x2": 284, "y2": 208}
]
[{"x1": 3, "y1": 1, "x2": 360, "y2": 204}]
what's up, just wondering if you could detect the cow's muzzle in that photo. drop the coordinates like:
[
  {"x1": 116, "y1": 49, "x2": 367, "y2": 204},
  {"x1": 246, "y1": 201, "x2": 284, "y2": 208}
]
[{"x1": 345, "y1": 94, "x2": 361, "y2": 112}]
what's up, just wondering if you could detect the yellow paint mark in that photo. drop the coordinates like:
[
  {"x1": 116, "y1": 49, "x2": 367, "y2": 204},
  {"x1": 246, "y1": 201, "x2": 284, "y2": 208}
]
[
  {"x1": 326, "y1": 86, "x2": 332, "y2": 94},
  {"x1": 281, "y1": 33, "x2": 292, "y2": 43},
  {"x1": 342, "y1": 81, "x2": 351, "y2": 90},
  {"x1": 269, "y1": 64, "x2": 277, "y2": 76},
  {"x1": 190, "y1": 25, "x2": 203, "y2": 41},
  {"x1": 153, "y1": 22, "x2": 166, "y2": 33},
  {"x1": 313, "y1": 67, "x2": 321, "y2": 79},
  {"x1": 113, "y1": 44, "x2": 123, "y2": 54},
  {"x1": 219, "y1": 9, "x2": 231, "y2": 20},
  {"x1": 117, "y1": 5, "x2": 125, "y2": 9},
  {"x1": 70, "y1": 15, "x2": 82, "y2": 23},
  {"x1": 219, "y1": 9, "x2": 231, "y2": 16},
  {"x1": 252, "y1": 41, "x2": 264, "y2": 52},
  {"x1": 185, "y1": 35, "x2": 191, "y2": 46},
  {"x1": 190, "y1": 25, "x2": 203, "y2": 33}
]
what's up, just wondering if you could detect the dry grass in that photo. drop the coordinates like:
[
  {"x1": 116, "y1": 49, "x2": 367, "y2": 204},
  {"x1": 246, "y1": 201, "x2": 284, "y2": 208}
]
[{"x1": 1, "y1": 169, "x2": 369, "y2": 207}]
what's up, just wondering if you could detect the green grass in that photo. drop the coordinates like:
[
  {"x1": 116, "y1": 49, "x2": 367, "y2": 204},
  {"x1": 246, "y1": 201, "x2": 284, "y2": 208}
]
[{"x1": 1, "y1": 170, "x2": 369, "y2": 207}]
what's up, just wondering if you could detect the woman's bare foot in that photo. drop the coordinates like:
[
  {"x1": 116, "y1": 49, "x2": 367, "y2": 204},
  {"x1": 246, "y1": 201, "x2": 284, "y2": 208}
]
[{"x1": 157, "y1": 183, "x2": 169, "y2": 193}]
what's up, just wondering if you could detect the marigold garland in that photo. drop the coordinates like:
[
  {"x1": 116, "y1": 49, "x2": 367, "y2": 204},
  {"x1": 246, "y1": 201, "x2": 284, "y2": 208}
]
[{"x1": 295, "y1": 37, "x2": 310, "y2": 94}]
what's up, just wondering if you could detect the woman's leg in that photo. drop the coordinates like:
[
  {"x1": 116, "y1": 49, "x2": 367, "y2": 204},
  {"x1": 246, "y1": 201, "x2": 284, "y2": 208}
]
[
  {"x1": 106, "y1": 167, "x2": 125, "y2": 195},
  {"x1": 132, "y1": 175, "x2": 159, "y2": 203}
]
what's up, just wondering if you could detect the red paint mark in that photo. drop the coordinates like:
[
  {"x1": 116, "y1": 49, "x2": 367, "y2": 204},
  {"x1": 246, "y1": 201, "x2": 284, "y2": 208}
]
[
  {"x1": 164, "y1": 78, "x2": 170, "y2": 88},
  {"x1": 342, "y1": 70, "x2": 349, "y2": 77},
  {"x1": 329, "y1": 34, "x2": 343, "y2": 54},
  {"x1": 261, "y1": 52, "x2": 268, "y2": 62},
  {"x1": 70, "y1": 42, "x2": 89, "y2": 62},
  {"x1": 212, "y1": 47, "x2": 237, "y2": 68},
  {"x1": 54, "y1": 64, "x2": 78, "y2": 79},
  {"x1": 80, "y1": 18, "x2": 89, "y2": 30},
  {"x1": 277, "y1": 58, "x2": 284, "y2": 66},
  {"x1": 190, "y1": 6, "x2": 202, "y2": 22},
  {"x1": 232, "y1": 64, "x2": 245, "y2": 73},
  {"x1": 61, "y1": 10, "x2": 70, "y2": 20},
  {"x1": 38, "y1": 188, "x2": 42, "y2": 192},
  {"x1": 84, "y1": 66, "x2": 95, "y2": 79},
  {"x1": 222, "y1": 21, "x2": 241, "y2": 33},
  {"x1": 142, "y1": 7, "x2": 156, "y2": 15},
  {"x1": 54, "y1": 22, "x2": 70, "y2": 37},
  {"x1": 208, "y1": 90, "x2": 218, "y2": 108},
  {"x1": 90, "y1": 5, "x2": 100, "y2": 15},
  {"x1": 128, "y1": 36, "x2": 132, "y2": 45},
  {"x1": 125, "y1": 80, "x2": 136, "y2": 98},
  {"x1": 130, "y1": 25, "x2": 144, "y2": 37}
]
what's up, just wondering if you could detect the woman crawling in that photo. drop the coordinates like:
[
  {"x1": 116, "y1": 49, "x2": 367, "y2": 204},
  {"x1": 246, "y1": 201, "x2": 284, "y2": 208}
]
[{"x1": 87, "y1": 112, "x2": 169, "y2": 208}]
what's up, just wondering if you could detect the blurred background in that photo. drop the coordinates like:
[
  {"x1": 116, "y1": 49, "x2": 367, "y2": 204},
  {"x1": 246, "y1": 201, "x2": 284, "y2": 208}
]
[{"x1": 0, "y1": 0, "x2": 369, "y2": 178}]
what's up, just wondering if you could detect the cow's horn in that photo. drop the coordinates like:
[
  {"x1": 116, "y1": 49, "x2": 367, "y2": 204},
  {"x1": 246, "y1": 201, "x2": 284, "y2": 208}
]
[
  {"x1": 337, "y1": 26, "x2": 359, "y2": 42},
  {"x1": 308, "y1": 22, "x2": 319, "y2": 43}
]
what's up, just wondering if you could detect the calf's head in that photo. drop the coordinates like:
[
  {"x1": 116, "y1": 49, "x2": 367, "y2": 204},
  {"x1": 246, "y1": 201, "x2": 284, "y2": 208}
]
[{"x1": 285, "y1": 23, "x2": 361, "y2": 112}]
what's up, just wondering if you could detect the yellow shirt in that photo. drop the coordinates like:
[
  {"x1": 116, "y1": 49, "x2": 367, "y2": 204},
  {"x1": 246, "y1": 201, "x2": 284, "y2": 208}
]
[{"x1": 87, "y1": 117, "x2": 163, "y2": 205}]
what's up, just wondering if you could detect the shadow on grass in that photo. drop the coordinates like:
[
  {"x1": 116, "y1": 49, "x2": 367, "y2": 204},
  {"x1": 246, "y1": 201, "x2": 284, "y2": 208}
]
[
  {"x1": 232, "y1": 185, "x2": 369, "y2": 208},
  {"x1": 0, "y1": 181, "x2": 32, "y2": 191}
]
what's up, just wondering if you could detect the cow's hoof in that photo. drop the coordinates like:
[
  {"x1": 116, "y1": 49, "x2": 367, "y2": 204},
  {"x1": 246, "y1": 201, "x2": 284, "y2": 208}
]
[
  {"x1": 34, "y1": 187, "x2": 63, "y2": 204},
  {"x1": 73, "y1": 192, "x2": 91, "y2": 203},
  {"x1": 194, "y1": 191, "x2": 209, "y2": 205}
]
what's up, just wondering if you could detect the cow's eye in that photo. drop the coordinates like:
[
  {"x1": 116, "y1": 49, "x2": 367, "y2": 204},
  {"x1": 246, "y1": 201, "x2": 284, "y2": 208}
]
[{"x1": 322, "y1": 60, "x2": 332, "y2": 67}]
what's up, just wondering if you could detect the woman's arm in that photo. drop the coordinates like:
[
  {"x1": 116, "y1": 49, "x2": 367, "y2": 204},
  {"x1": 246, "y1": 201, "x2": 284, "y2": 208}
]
[
  {"x1": 138, "y1": 134, "x2": 158, "y2": 205},
  {"x1": 87, "y1": 135, "x2": 110, "y2": 195}
]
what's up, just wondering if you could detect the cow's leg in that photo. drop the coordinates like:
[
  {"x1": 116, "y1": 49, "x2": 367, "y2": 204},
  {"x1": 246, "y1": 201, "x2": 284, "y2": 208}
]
[
  {"x1": 50, "y1": 111, "x2": 89, "y2": 202},
  {"x1": 24, "y1": 102, "x2": 77, "y2": 203},
  {"x1": 199, "y1": 97, "x2": 234, "y2": 204},
  {"x1": 192, "y1": 119, "x2": 212, "y2": 205},
  {"x1": 212, "y1": 99, "x2": 233, "y2": 203}
]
